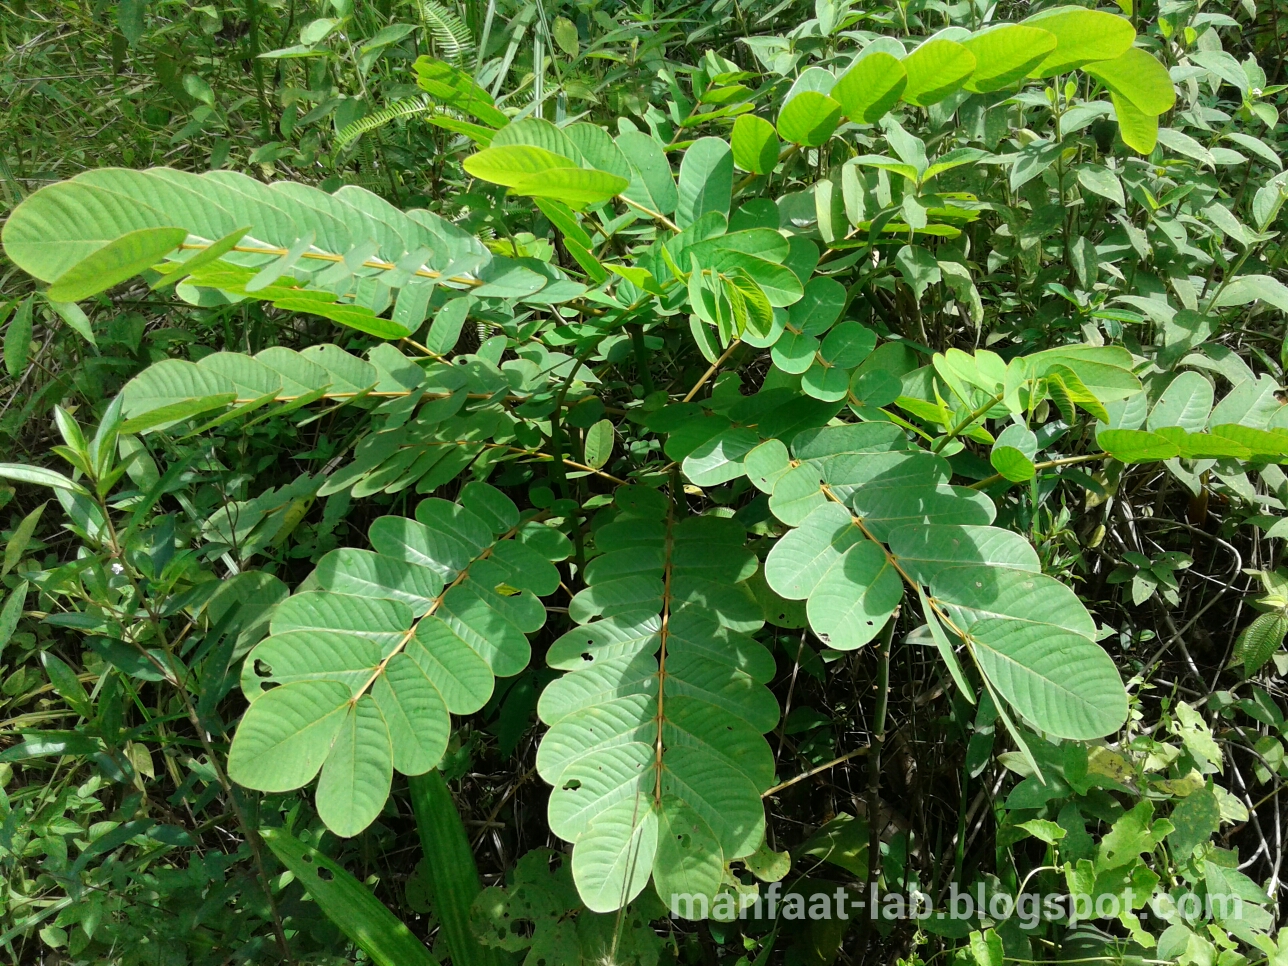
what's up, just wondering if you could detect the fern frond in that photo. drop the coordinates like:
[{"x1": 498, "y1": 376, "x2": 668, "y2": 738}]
[
  {"x1": 418, "y1": 0, "x2": 474, "y2": 64},
  {"x1": 335, "y1": 95, "x2": 432, "y2": 149}
]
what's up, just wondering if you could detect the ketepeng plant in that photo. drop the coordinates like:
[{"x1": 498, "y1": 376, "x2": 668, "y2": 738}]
[{"x1": 2, "y1": 5, "x2": 1286, "y2": 961}]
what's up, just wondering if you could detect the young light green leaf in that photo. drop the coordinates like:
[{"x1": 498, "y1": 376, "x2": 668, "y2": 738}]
[
  {"x1": 834, "y1": 52, "x2": 906, "y2": 124},
  {"x1": 1084, "y1": 47, "x2": 1176, "y2": 116},
  {"x1": 900, "y1": 38, "x2": 976, "y2": 106},
  {"x1": 509, "y1": 168, "x2": 628, "y2": 209},
  {"x1": 731, "y1": 114, "x2": 780, "y2": 175},
  {"x1": 464, "y1": 145, "x2": 574, "y2": 187},
  {"x1": 777, "y1": 91, "x2": 843, "y2": 147},
  {"x1": 961, "y1": 24, "x2": 1056, "y2": 92},
  {"x1": 1022, "y1": 7, "x2": 1135, "y2": 77}
]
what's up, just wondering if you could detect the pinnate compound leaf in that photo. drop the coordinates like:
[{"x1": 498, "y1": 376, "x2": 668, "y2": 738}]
[
  {"x1": 231, "y1": 486, "x2": 566, "y2": 838},
  {"x1": 1233, "y1": 612, "x2": 1288, "y2": 677},
  {"x1": 536, "y1": 495, "x2": 773, "y2": 911}
]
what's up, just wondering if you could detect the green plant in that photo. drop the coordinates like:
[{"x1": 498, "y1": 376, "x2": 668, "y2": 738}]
[{"x1": 2, "y1": 0, "x2": 1287, "y2": 964}]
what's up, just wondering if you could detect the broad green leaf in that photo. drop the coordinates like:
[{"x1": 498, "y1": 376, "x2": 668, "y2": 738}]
[
  {"x1": 374, "y1": 654, "x2": 451, "y2": 776},
  {"x1": 571, "y1": 798, "x2": 658, "y2": 913},
  {"x1": 654, "y1": 797, "x2": 724, "y2": 916},
  {"x1": 1112, "y1": 92, "x2": 1159, "y2": 154},
  {"x1": 1147, "y1": 372, "x2": 1213, "y2": 433},
  {"x1": 806, "y1": 539, "x2": 903, "y2": 650},
  {"x1": 834, "y1": 52, "x2": 906, "y2": 123},
  {"x1": 961, "y1": 25, "x2": 1056, "y2": 92},
  {"x1": 683, "y1": 427, "x2": 760, "y2": 486},
  {"x1": 1077, "y1": 165, "x2": 1125, "y2": 207},
  {"x1": 1022, "y1": 7, "x2": 1135, "y2": 77},
  {"x1": 1214, "y1": 275, "x2": 1288, "y2": 314},
  {"x1": 584, "y1": 419, "x2": 615, "y2": 469},
  {"x1": 790, "y1": 276, "x2": 847, "y2": 335},
  {"x1": 931, "y1": 566, "x2": 1097, "y2": 640},
  {"x1": 676, "y1": 137, "x2": 734, "y2": 228},
  {"x1": 48, "y1": 226, "x2": 187, "y2": 302},
  {"x1": 1084, "y1": 47, "x2": 1176, "y2": 115},
  {"x1": 900, "y1": 39, "x2": 976, "y2": 106},
  {"x1": 851, "y1": 482, "x2": 995, "y2": 541},
  {"x1": 314, "y1": 548, "x2": 444, "y2": 615},
  {"x1": 463, "y1": 145, "x2": 574, "y2": 187},
  {"x1": 969, "y1": 619, "x2": 1128, "y2": 739},
  {"x1": 316, "y1": 696, "x2": 394, "y2": 837},
  {"x1": 889, "y1": 525, "x2": 1040, "y2": 584},
  {"x1": 509, "y1": 168, "x2": 629, "y2": 209},
  {"x1": 777, "y1": 91, "x2": 843, "y2": 147},
  {"x1": 227, "y1": 680, "x2": 351, "y2": 791},
  {"x1": 261, "y1": 827, "x2": 440, "y2": 966},
  {"x1": 731, "y1": 114, "x2": 780, "y2": 175},
  {"x1": 764, "y1": 503, "x2": 864, "y2": 600},
  {"x1": 990, "y1": 424, "x2": 1038, "y2": 482},
  {"x1": 1097, "y1": 428, "x2": 1179, "y2": 462},
  {"x1": 617, "y1": 131, "x2": 678, "y2": 216},
  {"x1": 239, "y1": 628, "x2": 386, "y2": 699}
]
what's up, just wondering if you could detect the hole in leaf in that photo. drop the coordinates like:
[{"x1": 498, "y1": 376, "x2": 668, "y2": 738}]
[
  {"x1": 562, "y1": 779, "x2": 581, "y2": 791},
  {"x1": 317, "y1": 867, "x2": 333, "y2": 881},
  {"x1": 512, "y1": 919, "x2": 535, "y2": 940}
]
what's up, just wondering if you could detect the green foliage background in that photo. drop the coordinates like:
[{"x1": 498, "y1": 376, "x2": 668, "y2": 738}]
[{"x1": 1, "y1": 0, "x2": 1287, "y2": 964}]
